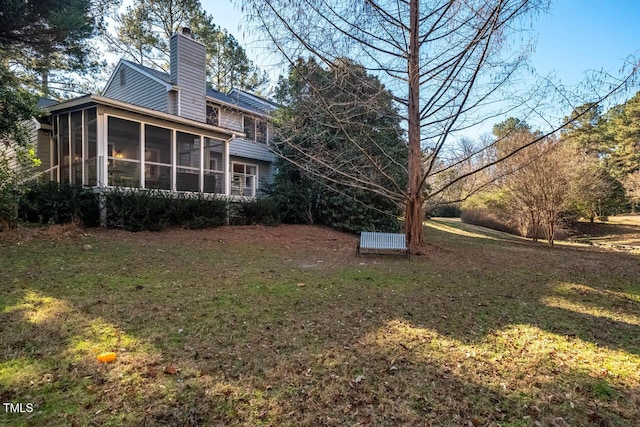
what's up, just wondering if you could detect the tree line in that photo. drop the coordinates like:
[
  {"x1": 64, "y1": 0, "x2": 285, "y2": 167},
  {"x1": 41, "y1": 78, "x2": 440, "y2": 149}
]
[
  {"x1": 456, "y1": 92, "x2": 640, "y2": 246},
  {"x1": 2, "y1": 0, "x2": 639, "y2": 247}
]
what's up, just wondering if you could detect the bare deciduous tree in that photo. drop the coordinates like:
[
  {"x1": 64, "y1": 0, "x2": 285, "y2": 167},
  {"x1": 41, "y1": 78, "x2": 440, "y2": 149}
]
[{"x1": 244, "y1": 0, "x2": 638, "y2": 251}]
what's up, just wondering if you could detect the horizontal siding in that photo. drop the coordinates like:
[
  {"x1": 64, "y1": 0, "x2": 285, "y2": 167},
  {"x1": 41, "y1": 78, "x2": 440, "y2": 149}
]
[
  {"x1": 229, "y1": 156, "x2": 274, "y2": 192},
  {"x1": 1, "y1": 143, "x2": 19, "y2": 171},
  {"x1": 1, "y1": 120, "x2": 39, "y2": 174},
  {"x1": 229, "y1": 137, "x2": 275, "y2": 163},
  {"x1": 171, "y1": 33, "x2": 206, "y2": 122},
  {"x1": 219, "y1": 108, "x2": 243, "y2": 132},
  {"x1": 103, "y1": 65, "x2": 168, "y2": 112},
  {"x1": 36, "y1": 128, "x2": 51, "y2": 171}
]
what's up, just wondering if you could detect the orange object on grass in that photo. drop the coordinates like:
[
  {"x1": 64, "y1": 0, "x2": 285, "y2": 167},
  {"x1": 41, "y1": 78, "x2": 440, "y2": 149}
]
[{"x1": 97, "y1": 352, "x2": 117, "y2": 363}]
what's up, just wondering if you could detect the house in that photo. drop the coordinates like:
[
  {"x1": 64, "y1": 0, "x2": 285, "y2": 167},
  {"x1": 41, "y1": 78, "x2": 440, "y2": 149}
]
[{"x1": 34, "y1": 27, "x2": 276, "y2": 198}]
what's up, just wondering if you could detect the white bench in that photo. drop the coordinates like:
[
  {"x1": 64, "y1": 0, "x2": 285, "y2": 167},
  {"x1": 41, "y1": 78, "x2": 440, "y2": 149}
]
[{"x1": 356, "y1": 232, "x2": 410, "y2": 259}]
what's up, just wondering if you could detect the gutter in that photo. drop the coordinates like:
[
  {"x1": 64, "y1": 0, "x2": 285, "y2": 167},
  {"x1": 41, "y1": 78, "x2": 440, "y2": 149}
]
[{"x1": 45, "y1": 94, "x2": 245, "y2": 138}]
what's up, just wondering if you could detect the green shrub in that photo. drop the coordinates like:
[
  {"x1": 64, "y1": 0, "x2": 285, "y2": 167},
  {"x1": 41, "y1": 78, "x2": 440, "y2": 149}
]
[
  {"x1": 168, "y1": 193, "x2": 227, "y2": 229},
  {"x1": 104, "y1": 189, "x2": 227, "y2": 231},
  {"x1": 1, "y1": 144, "x2": 40, "y2": 229},
  {"x1": 315, "y1": 191, "x2": 401, "y2": 233},
  {"x1": 231, "y1": 198, "x2": 280, "y2": 226},
  {"x1": 428, "y1": 204, "x2": 461, "y2": 218},
  {"x1": 264, "y1": 173, "x2": 402, "y2": 233},
  {"x1": 18, "y1": 182, "x2": 99, "y2": 227}
]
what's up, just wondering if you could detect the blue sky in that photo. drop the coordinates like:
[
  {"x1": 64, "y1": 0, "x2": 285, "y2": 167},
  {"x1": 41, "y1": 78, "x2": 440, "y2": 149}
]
[
  {"x1": 211, "y1": 0, "x2": 640, "y2": 90},
  {"x1": 532, "y1": 0, "x2": 640, "y2": 87}
]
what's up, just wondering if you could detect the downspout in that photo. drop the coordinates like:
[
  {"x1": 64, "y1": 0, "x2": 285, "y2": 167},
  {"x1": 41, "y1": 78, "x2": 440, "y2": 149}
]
[
  {"x1": 224, "y1": 134, "x2": 235, "y2": 225},
  {"x1": 177, "y1": 88, "x2": 181, "y2": 116}
]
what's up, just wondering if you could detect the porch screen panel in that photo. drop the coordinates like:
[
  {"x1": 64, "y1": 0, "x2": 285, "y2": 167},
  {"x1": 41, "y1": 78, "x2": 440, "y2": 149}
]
[
  {"x1": 145, "y1": 125, "x2": 172, "y2": 190},
  {"x1": 58, "y1": 113, "x2": 70, "y2": 183},
  {"x1": 70, "y1": 111, "x2": 83, "y2": 184},
  {"x1": 204, "y1": 138, "x2": 223, "y2": 194},
  {"x1": 51, "y1": 118, "x2": 59, "y2": 181},
  {"x1": 85, "y1": 108, "x2": 97, "y2": 186},
  {"x1": 176, "y1": 131, "x2": 200, "y2": 192},
  {"x1": 108, "y1": 117, "x2": 140, "y2": 188}
]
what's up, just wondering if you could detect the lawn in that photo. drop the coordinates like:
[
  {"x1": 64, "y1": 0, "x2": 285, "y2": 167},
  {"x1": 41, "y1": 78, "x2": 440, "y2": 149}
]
[
  {"x1": 1, "y1": 222, "x2": 639, "y2": 426},
  {"x1": 574, "y1": 215, "x2": 640, "y2": 248}
]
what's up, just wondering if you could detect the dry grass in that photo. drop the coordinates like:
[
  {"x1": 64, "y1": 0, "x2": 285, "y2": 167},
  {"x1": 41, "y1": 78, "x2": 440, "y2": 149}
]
[
  {"x1": 1, "y1": 223, "x2": 639, "y2": 426},
  {"x1": 575, "y1": 215, "x2": 640, "y2": 248}
]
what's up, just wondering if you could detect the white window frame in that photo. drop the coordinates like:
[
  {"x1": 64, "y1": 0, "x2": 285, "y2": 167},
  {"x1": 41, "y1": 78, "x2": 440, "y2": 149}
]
[
  {"x1": 242, "y1": 115, "x2": 269, "y2": 144},
  {"x1": 231, "y1": 161, "x2": 258, "y2": 197},
  {"x1": 206, "y1": 103, "x2": 220, "y2": 126}
]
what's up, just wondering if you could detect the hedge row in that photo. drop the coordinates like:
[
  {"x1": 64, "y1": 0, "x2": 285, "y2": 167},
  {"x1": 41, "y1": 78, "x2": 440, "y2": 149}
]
[{"x1": 17, "y1": 183, "x2": 280, "y2": 231}]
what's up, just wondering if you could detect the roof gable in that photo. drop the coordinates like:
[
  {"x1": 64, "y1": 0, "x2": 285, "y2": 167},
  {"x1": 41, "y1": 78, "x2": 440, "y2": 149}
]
[{"x1": 102, "y1": 59, "x2": 173, "y2": 96}]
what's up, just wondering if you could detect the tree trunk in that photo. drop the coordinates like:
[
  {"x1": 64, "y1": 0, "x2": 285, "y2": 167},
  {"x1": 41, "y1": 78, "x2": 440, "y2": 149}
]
[
  {"x1": 546, "y1": 213, "x2": 555, "y2": 246},
  {"x1": 405, "y1": 0, "x2": 423, "y2": 252}
]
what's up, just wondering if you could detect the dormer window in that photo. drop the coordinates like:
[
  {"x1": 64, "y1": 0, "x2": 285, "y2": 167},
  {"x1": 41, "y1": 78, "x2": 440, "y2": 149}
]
[
  {"x1": 206, "y1": 104, "x2": 219, "y2": 126},
  {"x1": 243, "y1": 115, "x2": 268, "y2": 144}
]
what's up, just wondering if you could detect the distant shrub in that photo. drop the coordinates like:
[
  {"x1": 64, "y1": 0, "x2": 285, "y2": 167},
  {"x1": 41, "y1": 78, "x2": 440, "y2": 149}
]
[
  {"x1": 460, "y1": 208, "x2": 519, "y2": 235},
  {"x1": 428, "y1": 204, "x2": 461, "y2": 218},
  {"x1": 104, "y1": 189, "x2": 227, "y2": 231},
  {"x1": 231, "y1": 198, "x2": 280, "y2": 226},
  {"x1": 18, "y1": 182, "x2": 100, "y2": 227}
]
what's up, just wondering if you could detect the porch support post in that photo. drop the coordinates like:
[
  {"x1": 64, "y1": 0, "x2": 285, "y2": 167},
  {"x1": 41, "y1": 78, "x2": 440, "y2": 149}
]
[
  {"x1": 172, "y1": 129, "x2": 177, "y2": 191},
  {"x1": 140, "y1": 123, "x2": 145, "y2": 189},
  {"x1": 223, "y1": 137, "x2": 231, "y2": 196},
  {"x1": 97, "y1": 108, "x2": 108, "y2": 187},
  {"x1": 199, "y1": 135, "x2": 204, "y2": 192},
  {"x1": 98, "y1": 190, "x2": 107, "y2": 227}
]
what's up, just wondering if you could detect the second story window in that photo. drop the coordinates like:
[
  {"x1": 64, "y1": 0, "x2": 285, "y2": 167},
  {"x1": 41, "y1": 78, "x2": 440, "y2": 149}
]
[
  {"x1": 243, "y1": 115, "x2": 268, "y2": 144},
  {"x1": 244, "y1": 116, "x2": 255, "y2": 141},
  {"x1": 206, "y1": 104, "x2": 219, "y2": 126},
  {"x1": 256, "y1": 120, "x2": 267, "y2": 144}
]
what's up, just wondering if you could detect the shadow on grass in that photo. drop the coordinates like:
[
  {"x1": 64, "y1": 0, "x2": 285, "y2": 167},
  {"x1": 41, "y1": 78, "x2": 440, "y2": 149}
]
[{"x1": 1, "y1": 223, "x2": 639, "y2": 425}]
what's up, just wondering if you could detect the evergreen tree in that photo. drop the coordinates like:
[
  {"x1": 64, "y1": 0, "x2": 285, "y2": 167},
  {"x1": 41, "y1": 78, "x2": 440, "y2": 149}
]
[
  {"x1": 268, "y1": 58, "x2": 406, "y2": 233},
  {"x1": 0, "y1": 0, "x2": 99, "y2": 145},
  {"x1": 109, "y1": 0, "x2": 268, "y2": 92},
  {"x1": 605, "y1": 92, "x2": 640, "y2": 177}
]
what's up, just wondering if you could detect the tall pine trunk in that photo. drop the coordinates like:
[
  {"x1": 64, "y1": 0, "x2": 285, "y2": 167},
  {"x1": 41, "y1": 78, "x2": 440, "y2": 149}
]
[{"x1": 405, "y1": 0, "x2": 423, "y2": 252}]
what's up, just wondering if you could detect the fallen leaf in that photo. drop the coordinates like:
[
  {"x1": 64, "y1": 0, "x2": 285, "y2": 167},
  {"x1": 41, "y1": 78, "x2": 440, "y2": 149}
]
[{"x1": 164, "y1": 365, "x2": 177, "y2": 375}]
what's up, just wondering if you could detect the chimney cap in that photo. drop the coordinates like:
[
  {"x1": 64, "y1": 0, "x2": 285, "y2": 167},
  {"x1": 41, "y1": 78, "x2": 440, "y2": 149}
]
[{"x1": 181, "y1": 27, "x2": 191, "y2": 37}]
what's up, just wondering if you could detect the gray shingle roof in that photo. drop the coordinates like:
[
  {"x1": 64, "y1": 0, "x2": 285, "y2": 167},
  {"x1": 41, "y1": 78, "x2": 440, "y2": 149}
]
[
  {"x1": 122, "y1": 60, "x2": 171, "y2": 84},
  {"x1": 119, "y1": 60, "x2": 278, "y2": 116},
  {"x1": 207, "y1": 88, "x2": 278, "y2": 116},
  {"x1": 37, "y1": 97, "x2": 59, "y2": 108}
]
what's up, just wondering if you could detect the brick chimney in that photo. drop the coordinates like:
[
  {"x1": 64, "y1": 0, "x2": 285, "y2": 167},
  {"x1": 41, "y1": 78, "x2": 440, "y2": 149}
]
[{"x1": 170, "y1": 27, "x2": 206, "y2": 122}]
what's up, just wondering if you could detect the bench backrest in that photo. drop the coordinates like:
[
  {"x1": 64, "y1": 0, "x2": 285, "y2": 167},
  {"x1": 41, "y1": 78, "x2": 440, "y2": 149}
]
[{"x1": 360, "y1": 232, "x2": 407, "y2": 250}]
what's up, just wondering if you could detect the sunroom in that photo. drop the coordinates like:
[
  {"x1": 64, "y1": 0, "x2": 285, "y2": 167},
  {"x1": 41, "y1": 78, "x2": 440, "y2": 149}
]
[{"x1": 39, "y1": 95, "x2": 259, "y2": 197}]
